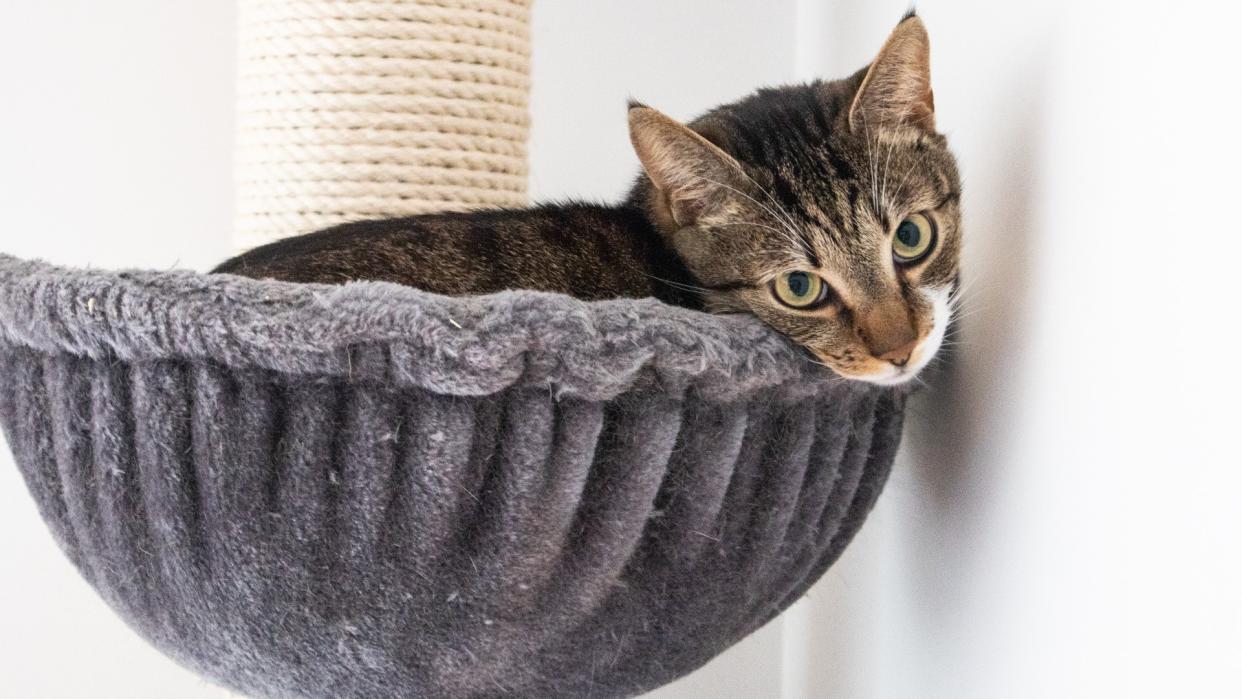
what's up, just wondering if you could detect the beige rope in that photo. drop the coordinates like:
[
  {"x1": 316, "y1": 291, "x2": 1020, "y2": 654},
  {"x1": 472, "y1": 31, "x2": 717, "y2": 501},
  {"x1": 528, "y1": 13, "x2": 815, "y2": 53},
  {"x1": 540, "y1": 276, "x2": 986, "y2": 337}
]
[{"x1": 234, "y1": 0, "x2": 532, "y2": 250}]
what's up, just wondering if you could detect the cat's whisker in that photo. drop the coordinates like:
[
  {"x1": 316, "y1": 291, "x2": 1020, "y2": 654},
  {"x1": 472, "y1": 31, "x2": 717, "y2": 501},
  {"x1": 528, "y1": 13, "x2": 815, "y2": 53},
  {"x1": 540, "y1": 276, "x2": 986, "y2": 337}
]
[
  {"x1": 950, "y1": 278, "x2": 974, "y2": 300},
  {"x1": 859, "y1": 111, "x2": 874, "y2": 216},
  {"x1": 616, "y1": 259, "x2": 716, "y2": 297},
  {"x1": 876, "y1": 112, "x2": 894, "y2": 216},
  {"x1": 863, "y1": 113, "x2": 882, "y2": 218},
  {"x1": 952, "y1": 272, "x2": 984, "y2": 296},
  {"x1": 950, "y1": 289, "x2": 988, "y2": 309},
  {"x1": 955, "y1": 285, "x2": 990, "y2": 309},
  {"x1": 713, "y1": 221, "x2": 806, "y2": 242},
  {"x1": 867, "y1": 116, "x2": 878, "y2": 216},
  {"x1": 949, "y1": 301, "x2": 984, "y2": 322},
  {"x1": 949, "y1": 283, "x2": 989, "y2": 311},
  {"x1": 940, "y1": 339, "x2": 974, "y2": 353},
  {"x1": 707, "y1": 179, "x2": 805, "y2": 251},
  {"x1": 722, "y1": 160, "x2": 808, "y2": 244},
  {"x1": 946, "y1": 307, "x2": 987, "y2": 324},
  {"x1": 798, "y1": 354, "x2": 837, "y2": 372},
  {"x1": 944, "y1": 317, "x2": 972, "y2": 335},
  {"x1": 950, "y1": 312, "x2": 986, "y2": 326},
  {"x1": 949, "y1": 288, "x2": 987, "y2": 315},
  {"x1": 892, "y1": 145, "x2": 933, "y2": 204},
  {"x1": 880, "y1": 116, "x2": 899, "y2": 213},
  {"x1": 638, "y1": 272, "x2": 713, "y2": 296},
  {"x1": 684, "y1": 174, "x2": 808, "y2": 253}
]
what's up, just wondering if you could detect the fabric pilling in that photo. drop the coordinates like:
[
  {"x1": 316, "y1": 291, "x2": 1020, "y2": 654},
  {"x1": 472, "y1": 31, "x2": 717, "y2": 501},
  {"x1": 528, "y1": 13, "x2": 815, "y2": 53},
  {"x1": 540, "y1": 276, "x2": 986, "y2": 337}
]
[{"x1": 0, "y1": 254, "x2": 904, "y2": 698}]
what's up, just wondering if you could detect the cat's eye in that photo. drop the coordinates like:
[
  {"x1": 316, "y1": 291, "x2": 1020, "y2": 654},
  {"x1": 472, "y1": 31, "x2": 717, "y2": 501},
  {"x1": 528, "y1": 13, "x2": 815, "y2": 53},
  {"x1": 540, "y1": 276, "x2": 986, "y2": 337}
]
[
  {"x1": 892, "y1": 213, "x2": 936, "y2": 263},
  {"x1": 772, "y1": 271, "x2": 830, "y2": 309}
]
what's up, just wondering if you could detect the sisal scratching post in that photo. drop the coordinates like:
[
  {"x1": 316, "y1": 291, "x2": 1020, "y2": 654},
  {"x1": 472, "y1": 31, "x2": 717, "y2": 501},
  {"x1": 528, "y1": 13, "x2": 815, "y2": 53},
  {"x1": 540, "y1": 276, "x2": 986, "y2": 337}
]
[{"x1": 234, "y1": 0, "x2": 533, "y2": 251}]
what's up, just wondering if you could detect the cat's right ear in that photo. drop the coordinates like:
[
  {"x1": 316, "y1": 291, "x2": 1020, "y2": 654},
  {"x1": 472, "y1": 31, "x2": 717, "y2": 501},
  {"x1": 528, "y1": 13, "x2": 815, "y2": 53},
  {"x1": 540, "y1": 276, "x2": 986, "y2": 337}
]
[
  {"x1": 628, "y1": 103, "x2": 747, "y2": 227},
  {"x1": 848, "y1": 13, "x2": 936, "y2": 134}
]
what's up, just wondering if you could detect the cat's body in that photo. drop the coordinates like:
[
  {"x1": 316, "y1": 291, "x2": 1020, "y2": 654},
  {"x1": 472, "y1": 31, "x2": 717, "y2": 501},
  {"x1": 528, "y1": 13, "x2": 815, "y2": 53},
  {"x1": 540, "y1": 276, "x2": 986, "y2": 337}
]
[
  {"x1": 215, "y1": 202, "x2": 701, "y2": 307},
  {"x1": 217, "y1": 13, "x2": 961, "y2": 385}
]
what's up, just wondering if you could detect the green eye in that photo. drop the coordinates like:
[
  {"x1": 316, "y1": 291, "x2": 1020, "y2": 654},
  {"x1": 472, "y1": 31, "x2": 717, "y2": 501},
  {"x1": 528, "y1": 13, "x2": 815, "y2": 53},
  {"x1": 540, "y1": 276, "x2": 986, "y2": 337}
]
[
  {"x1": 773, "y1": 271, "x2": 829, "y2": 308},
  {"x1": 893, "y1": 213, "x2": 936, "y2": 263}
]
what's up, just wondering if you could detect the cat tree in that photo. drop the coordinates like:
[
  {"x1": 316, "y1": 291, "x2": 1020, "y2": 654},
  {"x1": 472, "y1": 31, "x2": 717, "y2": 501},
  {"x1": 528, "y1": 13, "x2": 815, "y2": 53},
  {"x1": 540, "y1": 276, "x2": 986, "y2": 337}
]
[{"x1": 0, "y1": 2, "x2": 903, "y2": 697}]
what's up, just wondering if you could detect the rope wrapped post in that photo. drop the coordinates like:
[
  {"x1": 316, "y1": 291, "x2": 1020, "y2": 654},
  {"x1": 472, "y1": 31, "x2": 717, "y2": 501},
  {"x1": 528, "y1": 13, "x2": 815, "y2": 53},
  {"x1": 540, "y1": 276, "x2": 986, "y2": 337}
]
[{"x1": 235, "y1": 0, "x2": 533, "y2": 250}]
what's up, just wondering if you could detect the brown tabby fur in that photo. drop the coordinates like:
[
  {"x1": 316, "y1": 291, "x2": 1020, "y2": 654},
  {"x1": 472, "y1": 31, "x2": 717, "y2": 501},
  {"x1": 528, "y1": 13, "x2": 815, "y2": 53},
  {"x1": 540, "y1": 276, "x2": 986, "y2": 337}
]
[{"x1": 216, "y1": 13, "x2": 961, "y2": 384}]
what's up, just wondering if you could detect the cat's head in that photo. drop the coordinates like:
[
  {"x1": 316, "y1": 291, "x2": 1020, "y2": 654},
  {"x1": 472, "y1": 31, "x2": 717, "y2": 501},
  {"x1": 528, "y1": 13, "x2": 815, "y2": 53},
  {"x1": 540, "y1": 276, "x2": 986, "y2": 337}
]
[{"x1": 628, "y1": 14, "x2": 960, "y2": 386}]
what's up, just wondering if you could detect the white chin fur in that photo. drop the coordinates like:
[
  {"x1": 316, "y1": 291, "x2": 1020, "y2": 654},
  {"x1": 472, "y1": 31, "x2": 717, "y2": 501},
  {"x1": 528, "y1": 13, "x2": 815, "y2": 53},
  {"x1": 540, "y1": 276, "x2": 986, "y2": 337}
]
[{"x1": 851, "y1": 285, "x2": 952, "y2": 386}]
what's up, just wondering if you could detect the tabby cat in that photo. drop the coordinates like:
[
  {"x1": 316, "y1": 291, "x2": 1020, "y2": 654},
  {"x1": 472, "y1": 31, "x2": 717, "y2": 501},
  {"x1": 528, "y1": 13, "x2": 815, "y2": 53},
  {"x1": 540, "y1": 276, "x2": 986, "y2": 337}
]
[{"x1": 215, "y1": 13, "x2": 961, "y2": 386}]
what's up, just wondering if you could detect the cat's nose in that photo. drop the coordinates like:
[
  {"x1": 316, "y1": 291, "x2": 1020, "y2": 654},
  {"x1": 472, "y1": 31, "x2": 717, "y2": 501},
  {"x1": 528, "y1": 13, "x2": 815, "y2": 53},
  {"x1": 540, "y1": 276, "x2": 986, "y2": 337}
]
[
  {"x1": 876, "y1": 339, "x2": 917, "y2": 367},
  {"x1": 855, "y1": 301, "x2": 918, "y2": 367}
]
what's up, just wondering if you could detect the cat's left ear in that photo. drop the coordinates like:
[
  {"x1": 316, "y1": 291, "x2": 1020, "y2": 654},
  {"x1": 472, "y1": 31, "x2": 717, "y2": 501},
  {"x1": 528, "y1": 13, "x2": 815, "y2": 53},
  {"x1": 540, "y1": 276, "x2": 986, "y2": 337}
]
[
  {"x1": 849, "y1": 14, "x2": 936, "y2": 133},
  {"x1": 628, "y1": 103, "x2": 748, "y2": 227}
]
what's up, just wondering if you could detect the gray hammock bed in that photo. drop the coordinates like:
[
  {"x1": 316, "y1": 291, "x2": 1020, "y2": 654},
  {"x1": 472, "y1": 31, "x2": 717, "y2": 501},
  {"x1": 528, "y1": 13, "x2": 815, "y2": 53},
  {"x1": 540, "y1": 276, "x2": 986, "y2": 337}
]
[{"x1": 0, "y1": 253, "x2": 904, "y2": 698}]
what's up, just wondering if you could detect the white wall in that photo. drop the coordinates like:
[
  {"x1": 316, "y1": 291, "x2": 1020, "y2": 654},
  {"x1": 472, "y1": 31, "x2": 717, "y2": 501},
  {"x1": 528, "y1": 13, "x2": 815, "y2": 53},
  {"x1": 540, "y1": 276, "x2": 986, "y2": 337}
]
[
  {"x1": 0, "y1": 2, "x2": 234, "y2": 697},
  {"x1": 3, "y1": 1, "x2": 1241, "y2": 697},
  {"x1": 783, "y1": 1, "x2": 1242, "y2": 697}
]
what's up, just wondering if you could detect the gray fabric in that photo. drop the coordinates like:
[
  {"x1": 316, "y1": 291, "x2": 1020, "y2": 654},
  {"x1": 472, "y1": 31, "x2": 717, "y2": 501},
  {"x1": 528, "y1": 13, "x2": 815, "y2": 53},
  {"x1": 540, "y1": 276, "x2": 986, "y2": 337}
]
[{"x1": 0, "y1": 253, "x2": 904, "y2": 698}]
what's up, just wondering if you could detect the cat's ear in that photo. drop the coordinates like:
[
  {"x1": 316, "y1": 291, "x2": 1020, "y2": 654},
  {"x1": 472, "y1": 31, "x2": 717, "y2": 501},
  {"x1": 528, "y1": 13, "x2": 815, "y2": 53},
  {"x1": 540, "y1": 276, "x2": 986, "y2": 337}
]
[
  {"x1": 628, "y1": 103, "x2": 748, "y2": 227},
  {"x1": 849, "y1": 13, "x2": 935, "y2": 133}
]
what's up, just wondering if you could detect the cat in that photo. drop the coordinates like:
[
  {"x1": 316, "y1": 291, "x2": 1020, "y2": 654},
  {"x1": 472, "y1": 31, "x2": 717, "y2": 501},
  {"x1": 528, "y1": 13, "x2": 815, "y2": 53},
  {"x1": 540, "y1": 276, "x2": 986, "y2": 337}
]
[{"x1": 215, "y1": 12, "x2": 961, "y2": 386}]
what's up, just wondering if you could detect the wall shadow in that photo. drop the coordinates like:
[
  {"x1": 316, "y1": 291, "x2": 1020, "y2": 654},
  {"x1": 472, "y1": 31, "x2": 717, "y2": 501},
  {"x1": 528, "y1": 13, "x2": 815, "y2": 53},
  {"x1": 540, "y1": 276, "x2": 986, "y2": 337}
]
[{"x1": 899, "y1": 46, "x2": 1052, "y2": 623}]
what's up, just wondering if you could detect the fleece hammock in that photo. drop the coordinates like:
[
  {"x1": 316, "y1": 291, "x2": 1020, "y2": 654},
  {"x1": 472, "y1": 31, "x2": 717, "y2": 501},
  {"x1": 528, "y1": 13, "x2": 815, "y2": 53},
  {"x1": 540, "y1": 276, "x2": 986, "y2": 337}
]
[{"x1": 0, "y1": 253, "x2": 902, "y2": 697}]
